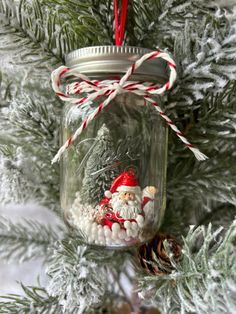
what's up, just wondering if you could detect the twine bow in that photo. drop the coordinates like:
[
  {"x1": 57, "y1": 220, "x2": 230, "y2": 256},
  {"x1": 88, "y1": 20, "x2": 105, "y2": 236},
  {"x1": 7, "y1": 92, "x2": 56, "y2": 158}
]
[{"x1": 51, "y1": 50, "x2": 207, "y2": 163}]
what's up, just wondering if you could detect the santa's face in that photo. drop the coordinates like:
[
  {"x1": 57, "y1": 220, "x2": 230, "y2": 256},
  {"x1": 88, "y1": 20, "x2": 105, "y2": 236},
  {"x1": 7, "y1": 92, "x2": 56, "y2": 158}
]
[
  {"x1": 110, "y1": 191, "x2": 141, "y2": 219},
  {"x1": 119, "y1": 191, "x2": 135, "y2": 202}
]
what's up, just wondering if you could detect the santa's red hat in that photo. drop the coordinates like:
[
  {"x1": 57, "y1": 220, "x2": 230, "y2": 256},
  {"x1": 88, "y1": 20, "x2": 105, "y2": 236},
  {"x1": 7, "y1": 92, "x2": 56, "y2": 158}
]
[{"x1": 104, "y1": 170, "x2": 141, "y2": 198}]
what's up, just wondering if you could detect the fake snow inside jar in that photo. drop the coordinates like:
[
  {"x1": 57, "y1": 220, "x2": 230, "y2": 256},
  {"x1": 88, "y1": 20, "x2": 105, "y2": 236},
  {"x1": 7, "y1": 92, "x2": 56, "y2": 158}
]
[{"x1": 60, "y1": 46, "x2": 170, "y2": 248}]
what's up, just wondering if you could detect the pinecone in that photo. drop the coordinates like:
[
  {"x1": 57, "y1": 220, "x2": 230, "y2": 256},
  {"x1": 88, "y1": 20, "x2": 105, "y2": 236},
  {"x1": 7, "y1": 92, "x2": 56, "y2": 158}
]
[
  {"x1": 138, "y1": 233, "x2": 182, "y2": 275},
  {"x1": 111, "y1": 302, "x2": 131, "y2": 314},
  {"x1": 142, "y1": 308, "x2": 161, "y2": 314}
]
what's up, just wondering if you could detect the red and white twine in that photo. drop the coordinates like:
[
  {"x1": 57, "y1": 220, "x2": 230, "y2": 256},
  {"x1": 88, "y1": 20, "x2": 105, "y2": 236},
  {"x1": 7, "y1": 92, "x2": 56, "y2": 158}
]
[{"x1": 51, "y1": 50, "x2": 207, "y2": 163}]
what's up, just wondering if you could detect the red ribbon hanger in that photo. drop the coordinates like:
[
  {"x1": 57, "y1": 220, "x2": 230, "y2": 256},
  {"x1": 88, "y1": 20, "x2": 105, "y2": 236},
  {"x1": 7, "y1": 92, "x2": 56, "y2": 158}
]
[{"x1": 114, "y1": 0, "x2": 129, "y2": 46}]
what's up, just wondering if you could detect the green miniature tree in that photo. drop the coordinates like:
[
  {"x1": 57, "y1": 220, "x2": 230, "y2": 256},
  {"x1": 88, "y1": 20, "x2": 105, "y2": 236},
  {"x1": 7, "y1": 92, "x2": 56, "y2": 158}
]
[{"x1": 80, "y1": 124, "x2": 119, "y2": 205}]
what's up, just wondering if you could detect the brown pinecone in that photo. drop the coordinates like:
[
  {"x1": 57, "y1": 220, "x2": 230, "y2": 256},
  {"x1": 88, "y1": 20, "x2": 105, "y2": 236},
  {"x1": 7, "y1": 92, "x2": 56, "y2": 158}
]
[
  {"x1": 111, "y1": 302, "x2": 131, "y2": 314},
  {"x1": 138, "y1": 233, "x2": 182, "y2": 275}
]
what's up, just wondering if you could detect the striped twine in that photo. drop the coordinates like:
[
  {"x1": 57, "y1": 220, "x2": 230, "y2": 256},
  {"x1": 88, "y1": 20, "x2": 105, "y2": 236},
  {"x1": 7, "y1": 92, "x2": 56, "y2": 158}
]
[{"x1": 51, "y1": 50, "x2": 207, "y2": 163}]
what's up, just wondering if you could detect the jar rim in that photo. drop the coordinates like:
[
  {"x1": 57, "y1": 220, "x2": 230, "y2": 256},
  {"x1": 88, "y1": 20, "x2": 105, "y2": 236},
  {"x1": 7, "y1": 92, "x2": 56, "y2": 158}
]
[{"x1": 65, "y1": 45, "x2": 169, "y2": 83}]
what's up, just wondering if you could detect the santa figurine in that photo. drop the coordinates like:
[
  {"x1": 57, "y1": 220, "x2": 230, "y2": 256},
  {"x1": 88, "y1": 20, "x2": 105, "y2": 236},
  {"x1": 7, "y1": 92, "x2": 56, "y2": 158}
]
[{"x1": 96, "y1": 170, "x2": 157, "y2": 235}]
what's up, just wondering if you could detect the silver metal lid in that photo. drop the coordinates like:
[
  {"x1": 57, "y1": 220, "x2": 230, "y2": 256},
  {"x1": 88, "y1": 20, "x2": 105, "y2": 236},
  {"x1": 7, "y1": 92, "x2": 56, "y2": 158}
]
[{"x1": 65, "y1": 46, "x2": 169, "y2": 83}]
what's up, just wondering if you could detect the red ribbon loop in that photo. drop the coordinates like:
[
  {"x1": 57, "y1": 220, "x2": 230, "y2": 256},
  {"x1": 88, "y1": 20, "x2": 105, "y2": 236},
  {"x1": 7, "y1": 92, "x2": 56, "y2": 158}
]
[{"x1": 114, "y1": 0, "x2": 129, "y2": 46}]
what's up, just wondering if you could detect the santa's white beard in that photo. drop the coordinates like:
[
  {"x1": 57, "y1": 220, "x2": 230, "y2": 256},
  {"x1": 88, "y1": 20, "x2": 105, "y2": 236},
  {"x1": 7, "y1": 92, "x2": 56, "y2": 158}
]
[{"x1": 110, "y1": 193, "x2": 142, "y2": 219}]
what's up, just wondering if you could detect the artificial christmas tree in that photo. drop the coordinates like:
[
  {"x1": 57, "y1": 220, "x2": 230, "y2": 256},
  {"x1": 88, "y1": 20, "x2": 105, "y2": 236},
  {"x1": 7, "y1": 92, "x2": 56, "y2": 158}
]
[
  {"x1": 0, "y1": 0, "x2": 236, "y2": 313},
  {"x1": 80, "y1": 124, "x2": 119, "y2": 205}
]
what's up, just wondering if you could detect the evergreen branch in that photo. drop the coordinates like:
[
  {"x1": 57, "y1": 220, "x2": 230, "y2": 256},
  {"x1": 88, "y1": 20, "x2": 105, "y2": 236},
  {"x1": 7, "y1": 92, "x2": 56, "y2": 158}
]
[
  {"x1": 168, "y1": 12, "x2": 236, "y2": 111},
  {"x1": 168, "y1": 79, "x2": 236, "y2": 147},
  {"x1": 137, "y1": 221, "x2": 236, "y2": 314},
  {"x1": 0, "y1": 0, "x2": 113, "y2": 62},
  {"x1": 46, "y1": 237, "x2": 130, "y2": 313},
  {"x1": 9, "y1": 95, "x2": 59, "y2": 148},
  {"x1": 197, "y1": 204, "x2": 236, "y2": 229},
  {"x1": 131, "y1": 0, "x2": 162, "y2": 47},
  {"x1": 0, "y1": 151, "x2": 36, "y2": 205},
  {"x1": 0, "y1": 141, "x2": 59, "y2": 210},
  {"x1": 0, "y1": 216, "x2": 63, "y2": 263},
  {"x1": 0, "y1": 71, "x2": 15, "y2": 109},
  {"x1": 91, "y1": 0, "x2": 114, "y2": 45},
  {"x1": 168, "y1": 153, "x2": 236, "y2": 206},
  {"x1": 0, "y1": 0, "x2": 61, "y2": 62},
  {"x1": 0, "y1": 22, "x2": 61, "y2": 210},
  {"x1": 0, "y1": 284, "x2": 62, "y2": 314},
  {"x1": 166, "y1": 80, "x2": 236, "y2": 224},
  {"x1": 194, "y1": 80, "x2": 236, "y2": 149}
]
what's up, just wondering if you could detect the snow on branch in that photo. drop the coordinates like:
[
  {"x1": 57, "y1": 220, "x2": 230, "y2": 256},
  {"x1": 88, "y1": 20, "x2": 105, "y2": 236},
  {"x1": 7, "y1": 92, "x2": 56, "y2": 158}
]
[
  {"x1": 46, "y1": 237, "x2": 130, "y2": 313},
  {"x1": 0, "y1": 284, "x2": 62, "y2": 314},
  {"x1": 0, "y1": 216, "x2": 63, "y2": 263},
  {"x1": 137, "y1": 221, "x2": 236, "y2": 314}
]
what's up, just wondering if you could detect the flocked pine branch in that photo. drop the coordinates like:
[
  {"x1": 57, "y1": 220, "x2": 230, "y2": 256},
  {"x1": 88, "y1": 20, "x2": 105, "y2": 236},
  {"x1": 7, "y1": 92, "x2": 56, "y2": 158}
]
[
  {"x1": 137, "y1": 220, "x2": 236, "y2": 314},
  {"x1": 0, "y1": 216, "x2": 63, "y2": 263},
  {"x1": 197, "y1": 204, "x2": 236, "y2": 229},
  {"x1": 0, "y1": 284, "x2": 130, "y2": 314},
  {"x1": 0, "y1": 22, "x2": 61, "y2": 209},
  {"x1": 193, "y1": 80, "x2": 236, "y2": 153},
  {"x1": 7, "y1": 97, "x2": 61, "y2": 209},
  {"x1": 0, "y1": 71, "x2": 15, "y2": 112},
  {"x1": 2, "y1": 221, "x2": 236, "y2": 314},
  {"x1": 168, "y1": 153, "x2": 236, "y2": 207},
  {"x1": 0, "y1": 90, "x2": 61, "y2": 208},
  {"x1": 0, "y1": 148, "x2": 34, "y2": 204},
  {"x1": 0, "y1": 0, "x2": 113, "y2": 62},
  {"x1": 46, "y1": 237, "x2": 131, "y2": 314},
  {"x1": 166, "y1": 80, "x2": 236, "y2": 228},
  {"x1": 169, "y1": 15, "x2": 236, "y2": 112},
  {"x1": 0, "y1": 284, "x2": 62, "y2": 314}
]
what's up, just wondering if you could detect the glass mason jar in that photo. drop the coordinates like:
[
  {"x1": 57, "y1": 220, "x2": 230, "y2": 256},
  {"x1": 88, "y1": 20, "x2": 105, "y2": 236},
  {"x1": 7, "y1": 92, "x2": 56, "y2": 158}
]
[{"x1": 60, "y1": 46, "x2": 169, "y2": 248}]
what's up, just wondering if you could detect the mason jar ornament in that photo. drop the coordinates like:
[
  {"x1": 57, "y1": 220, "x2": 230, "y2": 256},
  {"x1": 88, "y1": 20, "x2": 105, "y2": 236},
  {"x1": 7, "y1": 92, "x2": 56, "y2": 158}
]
[{"x1": 51, "y1": 46, "x2": 206, "y2": 248}]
